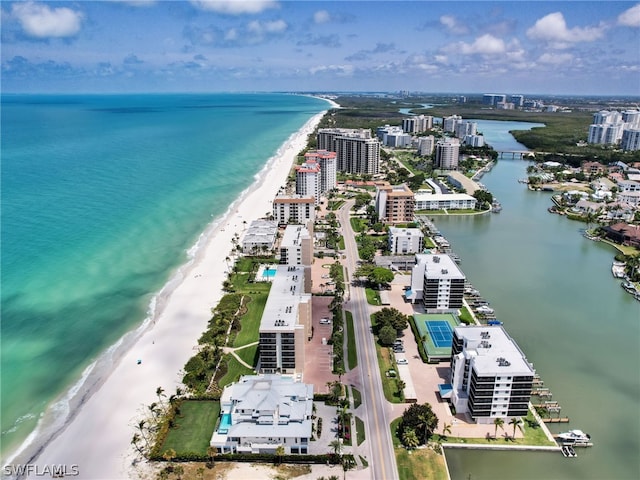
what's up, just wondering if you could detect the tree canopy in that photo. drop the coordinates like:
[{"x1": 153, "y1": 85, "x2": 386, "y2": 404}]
[
  {"x1": 373, "y1": 307, "x2": 409, "y2": 333},
  {"x1": 398, "y1": 403, "x2": 439, "y2": 445}
]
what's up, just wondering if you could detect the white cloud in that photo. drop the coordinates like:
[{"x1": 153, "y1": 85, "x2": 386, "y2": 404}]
[
  {"x1": 247, "y1": 19, "x2": 287, "y2": 35},
  {"x1": 309, "y1": 64, "x2": 354, "y2": 76},
  {"x1": 458, "y1": 34, "x2": 506, "y2": 55},
  {"x1": 526, "y1": 12, "x2": 605, "y2": 44},
  {"x1": 537, "y1": 52, "x2": 573, "y2": 65},
  {"x1": 190, "y1": 1, "x2": 279, "y2": 15},
  {"x1": 618, "y1": 4, "x2": 640, "y2": 27},
  {"x1": 12, "y1": 1, "x2": 83, "y2": 38},
  {"x1": 314, "y1": 10, "x2": 330, "y2": 24},
  {"x1": 440, "y1": 15, "x2": 469, "y2": 35}
]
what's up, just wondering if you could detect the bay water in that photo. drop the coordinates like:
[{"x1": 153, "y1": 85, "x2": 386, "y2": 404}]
[
  {"x1": 0, "y1": 93, "x2": 328, "y2": 461},
  {"x1": 440, "y1": 120, "x2": 640, "y2": 479}
]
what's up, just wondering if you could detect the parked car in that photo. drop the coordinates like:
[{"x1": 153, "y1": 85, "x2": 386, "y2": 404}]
[
  {"x1": 396, "y1": 358, "x2": 408, "y2": 365},
  {"x1": 319, "y1": 318, "x2": 331, "y2": 325}
]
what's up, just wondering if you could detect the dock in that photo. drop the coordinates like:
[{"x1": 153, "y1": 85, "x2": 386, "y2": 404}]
[{"x1": 543, "y1": 417, "x2": 570, "y2": 423}]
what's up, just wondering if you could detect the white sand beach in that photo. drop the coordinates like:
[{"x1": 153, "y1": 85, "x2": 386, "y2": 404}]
[{"x1": 20, "y1": 103, "x2": 335, "y2": 479}]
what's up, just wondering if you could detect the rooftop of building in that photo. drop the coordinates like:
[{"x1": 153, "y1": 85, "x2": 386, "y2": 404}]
[
  {"x1": 415, "y1": 253, "x2": 465, "y2": 280},
  {"x1": 259, "y1": 265, "x2": 308, "y2": 332},
  {"x1": 280, "y1": 224, "x2": 311, "y2": 248},
  {"x1": 388, "y1": 226, "x2": 424, "y2": 236},
  {"x1": 454, "y1": 325, "x2": 535, "y2": 376},
  {"x1": 273, "y1": 195, "x2": 315, "y2": 204}
]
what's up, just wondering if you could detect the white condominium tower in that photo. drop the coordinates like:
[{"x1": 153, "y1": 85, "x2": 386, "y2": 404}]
[
  {"x1": 317, "y1": 128, "x2": 380, "y2": 175},
  {"x1": 295, "y1": 158, "x2": 321, "y2": 205},
  {"x1": 304, "y1": 150, "x2": 337, "y2": 193},
  {"x1": 435, "y1": 138, "x2": 460, "y2": 170}
]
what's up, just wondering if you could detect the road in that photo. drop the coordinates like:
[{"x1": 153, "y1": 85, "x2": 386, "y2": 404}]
[{"x1": 337, "y1": 200, "x2": 399, "y2": 480}]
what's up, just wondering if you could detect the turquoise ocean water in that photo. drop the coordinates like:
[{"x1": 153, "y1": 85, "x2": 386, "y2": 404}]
[{"x1": 0, "y1": 93, "x2": 328, "y2": 460}]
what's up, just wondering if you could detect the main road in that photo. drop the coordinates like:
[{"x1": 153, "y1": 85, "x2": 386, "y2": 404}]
[{"x1": 337, "y1": 200, "x2": 399, "y2": 480}]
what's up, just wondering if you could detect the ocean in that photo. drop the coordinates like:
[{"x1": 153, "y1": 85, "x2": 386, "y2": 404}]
[{"x1": 0, "y1": 93, "x2": 328, "y2": 460}]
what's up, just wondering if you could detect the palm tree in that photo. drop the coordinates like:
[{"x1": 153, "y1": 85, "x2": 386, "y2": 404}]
[
  {"x1": 509, "y1": 417, "x2": 521, "y2": 439},
  {"x1": 402, "y1": 427, "x2": 420, "y2": 450},
  {"x1": 329, "y1": 438, "x2": 342, "y2": 456},
  {"x1": 206, "y1": 446, "x2": 217, "y2": 466},
  {"x1": 275, "y1": 445, "x2": 285, "y2": 464},
  {"x1": 442, "y1": 422, "x2": 452, "y2": 440},
  {"x1": 493, "y1": 417, "x2": 505, "y2": 438}
]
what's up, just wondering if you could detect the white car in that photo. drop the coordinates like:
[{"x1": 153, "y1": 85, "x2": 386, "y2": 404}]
[
  {"x1": 319, "y1": 318, "x2": 331, "y2": 325},
  {"x1": 396, "y1": 357, "x2": 408, "y2": 365}
]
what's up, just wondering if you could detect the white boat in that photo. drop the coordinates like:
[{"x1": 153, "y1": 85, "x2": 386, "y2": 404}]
[{"x1": 557, "y1": 429, "x2": 590, "y2": 443}]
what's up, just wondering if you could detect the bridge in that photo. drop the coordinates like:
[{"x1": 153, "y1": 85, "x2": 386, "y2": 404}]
[{"x1": 496, "y1": 150, "x2": 534, "y2": 159}]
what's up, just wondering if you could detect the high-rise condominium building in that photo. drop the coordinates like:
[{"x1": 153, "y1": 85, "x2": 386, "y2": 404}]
[
  {"x1": 435, "y1": 139, "x2": 460, "y2": 170},
  {"x1": 317, "y1": 128, "x2": 381, "y2": 175},
  {"x1": 449, "y1": 325, "x2": 535, "y2": 423},
  {"x1": 375, "y1": 184, "x2": 415, "y2": 225},
  {"x1": 295, "y1": 159, "x2": 320, "y2": 205},
  {"x1": 304, "y1": 150, "x2": 337, "y2": 193}
]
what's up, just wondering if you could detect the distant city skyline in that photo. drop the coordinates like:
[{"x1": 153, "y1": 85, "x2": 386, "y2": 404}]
[{"x1": 2, "y1": 1, "x2": 639, "y2": 95}]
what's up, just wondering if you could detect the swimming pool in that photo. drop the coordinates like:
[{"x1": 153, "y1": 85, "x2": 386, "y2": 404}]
[
  {"x1": 256, "y1": 264, "x2": 277, "y2": 281},
  {"x1": 218, "y1": 412, "x2": 232, "y2": 434}
]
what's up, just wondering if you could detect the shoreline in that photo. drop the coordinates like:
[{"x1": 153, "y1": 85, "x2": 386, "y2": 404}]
[{"x1": 6, "y1": 99, "x2": 335, "y2": 479}]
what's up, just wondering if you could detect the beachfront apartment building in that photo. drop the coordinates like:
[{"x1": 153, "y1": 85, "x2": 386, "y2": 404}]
[
  {"x1": 279, "y1": 224, "x2": 313, "y2": 266},
  {"x1": 388, "y1": 227, "x2": 424, "y2": 255},
  {"x1": 375, "y1": 183, "x2": 415, "y2": 225},
  {"x1": 414, "y1": 191, "x2": 477, "y2": 211},
  {"x1": 242, "y1": 219, "x2": 278, "y2": 255},
  {"x1": 272, "y1": 195, "x2": 315, "y2": 225},
  {"x1": 258, "y1": 265, "x2": 311, "y2": 374},
  {"x1": 406, "y1": 254, "x2": 465, "y2": 311},
  {"x1": 304, "y1": 150, "x2": 337, "y2": 193},
  {"x1": 295, "y1": 159, "x2": 321, "y2": 205},
  {"x1": 317, "y1": 128, "x2": 380, "y2": 175},
  {"x1": 449, "y1": 325, "x2": 535, "y2": 424},
  {"x1": 402, "y1": 115, "x2": 433, "y2": 133},
  {"x1": 435, "y1": 139, "x2": 460, "y2": 170},
  {"x1": 210, "y1": 374, "x2": 313, "y2": 454}
]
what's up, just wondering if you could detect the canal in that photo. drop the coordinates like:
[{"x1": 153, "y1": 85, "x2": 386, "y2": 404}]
[{"x1": 438, "y1": 120, "x2": 640, "y2": 480}]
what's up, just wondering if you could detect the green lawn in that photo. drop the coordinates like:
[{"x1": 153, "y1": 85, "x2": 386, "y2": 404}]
[
  {"x1": 356, "y1": 416, "x2": 366, "y2": 446},
  {"x1": 234, "y1": 344, "x2": 258, "y2": 367},
  {"x1": 345, "y1": 311, "x2": 358, "y2": 370},
  {"x1": 233, "y1": 293, "x2": 268, "y2": 347},
  {"x1": 458, "y1": 306, "x2": 474, "y2": 325},
  {"x1": 365, "y1": 288, "x2": 381, "y2": 305},
  {"x1": 390, "y1": 417, "x2": 448, "y2": 480},
  {"x1": 350, "y1": 217, "x2": 368, "y2": 233},
  {"x1": 352, "y1": 387, "x2": 362, "y2": 409},
  {"x1": 160, "y1": 400, "x2": 220, "y2": 456},
  {"x1": 218, "y1": 354, "x2": 254, "y2": 388},
  {"x1": 375, "y1": 343, "x2": 403, "y2": 403}
]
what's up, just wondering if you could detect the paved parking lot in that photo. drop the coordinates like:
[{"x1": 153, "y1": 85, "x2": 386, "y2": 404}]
[{"x1": 303, "y1": 296, "x2": 339, "y2": 393}]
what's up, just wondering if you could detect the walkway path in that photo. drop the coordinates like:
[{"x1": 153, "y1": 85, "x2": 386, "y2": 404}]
[{"x1": 222, "y1": 341, "x2": 258, "y2": 370}]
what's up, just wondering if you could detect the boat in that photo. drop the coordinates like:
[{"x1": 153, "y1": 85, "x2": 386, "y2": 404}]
[
  {"x1": 561, "y1": 445, "x2": 577, "y2": 457},
  {"x1": 491, "y1": 200, "x2": 502, "y2": 213},
  {"x1": 621, "y1": 281, "x2": 637, "y2": 293},
  {"x1": 557, "y1": 429, "x2": 590, "y2": 443},
  {"x1": 612, "y1": 261, "x2": 626, "y2": 278}
]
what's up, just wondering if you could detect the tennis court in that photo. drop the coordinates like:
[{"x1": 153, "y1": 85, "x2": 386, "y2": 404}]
[
  {"x1": 426, "y1": 320, "x2": 454, "y2": 348},
  {"x1": 412, "y1": 313, "x2": 459, "y2": 362}
]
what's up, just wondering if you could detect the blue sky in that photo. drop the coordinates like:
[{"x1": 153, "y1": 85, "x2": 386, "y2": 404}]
[{"x1": 2, "y1": 1, "x2": 639, "y2": 94}]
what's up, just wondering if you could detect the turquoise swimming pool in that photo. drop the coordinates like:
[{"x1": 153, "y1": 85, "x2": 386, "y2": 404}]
[
  {"x1": 262, "y1": 268, "x2": 276, "y2": 278},
  {"x1": 219, "y1": 413, "x2": 232, "y2": 434}
]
